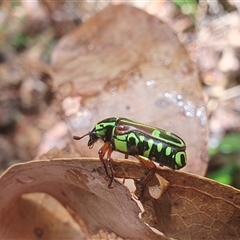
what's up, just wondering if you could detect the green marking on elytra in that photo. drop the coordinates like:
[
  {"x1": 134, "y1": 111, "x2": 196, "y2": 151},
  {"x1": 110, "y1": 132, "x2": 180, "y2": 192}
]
[
  {"x1": 128, "y1": 132, "x2": 140, "y2": 144},
  {"x1": 157, "y1": 143, "x2": 163, "y2": 152},
  {"x1": 139, "y1": 135, "x2": 145, "y2": 142},
  {"x1": 148, "y1": 139, "x2": 154, "y2": 148},
  {"x1": 152, "y1": 128, "x2": 185, "y2": 148},
  {"x1": 152, "y1": 129, "x2": 161, "y2": 137},
  {"x1": 144, "y1": 139, "x2": 154, "y2": 157},
  {"x1": 166, "y1": 146, "x2": 172, "y2": 156},
  {"x1": 175, "y1": 151, "x2": 186, "y2": 167}
]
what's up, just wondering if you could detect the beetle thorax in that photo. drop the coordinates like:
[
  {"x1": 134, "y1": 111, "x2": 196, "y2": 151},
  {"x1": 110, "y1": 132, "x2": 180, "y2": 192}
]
[{"x1": 95, "y1": 121, "x2": 116, "y2": 142}]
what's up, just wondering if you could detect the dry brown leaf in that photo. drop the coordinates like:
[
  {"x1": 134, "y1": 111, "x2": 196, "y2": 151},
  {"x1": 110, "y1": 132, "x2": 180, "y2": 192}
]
[
  {"x1": 0, "y1": 158, "x2": 163, "y2": 240},
  {"x1": 140, "y1": 169, "x2": 240, "y2": 239},
  {"x1": 0, "y1": 193, "x2": 84, "y2": 239},
  {"x1": 112, "y1": 159, "x2": 240, "y2": 239},
  {"x1": 0, "y1": 158, "x2": 240, "y2": 239},
  {"x1": 51, "y1": 4, "x2": 208, "y2": 176}
]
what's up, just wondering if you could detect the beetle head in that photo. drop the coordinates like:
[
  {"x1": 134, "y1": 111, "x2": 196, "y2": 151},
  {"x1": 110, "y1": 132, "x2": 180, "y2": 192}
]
[
  {"x1": 73, "y1": 128, "x2": 100, "y2": 149},
  {"x1": 73, "y1": 117, "x2": 117, "y2": 148},
  {"x1": 87, "y1": 129, "x2": 101, "y2": 148}
]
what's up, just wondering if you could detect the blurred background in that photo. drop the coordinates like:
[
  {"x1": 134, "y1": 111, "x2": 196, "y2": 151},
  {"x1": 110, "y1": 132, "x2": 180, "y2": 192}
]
[{"x1": 0, "y1": 0, "x2": 240, "y2": 188}]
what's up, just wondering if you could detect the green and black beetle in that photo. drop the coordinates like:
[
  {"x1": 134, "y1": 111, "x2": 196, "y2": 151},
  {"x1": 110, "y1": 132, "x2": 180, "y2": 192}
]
[{"x1": 73, "y1": 117, "x2": 187, "y2": 195}]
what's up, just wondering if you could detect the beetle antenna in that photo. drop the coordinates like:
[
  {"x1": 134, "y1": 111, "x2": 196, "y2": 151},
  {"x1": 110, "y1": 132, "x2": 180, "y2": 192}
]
[{"x1": 73, "y1": 132, "x2": 90, "y2": 141}]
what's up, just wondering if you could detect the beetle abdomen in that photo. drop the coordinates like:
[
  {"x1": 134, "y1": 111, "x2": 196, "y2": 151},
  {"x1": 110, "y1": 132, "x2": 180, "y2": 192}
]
[{"x1": 113, "y1": 130, "x2": 186, "y2": 170}]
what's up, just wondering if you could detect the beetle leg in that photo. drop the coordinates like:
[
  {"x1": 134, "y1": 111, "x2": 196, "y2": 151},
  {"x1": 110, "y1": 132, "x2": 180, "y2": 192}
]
[
  {"x1": 106, "y1": 146, "x2": 114, "y2": 188},
  {"x1": 98, "y1": 142, "x2": 110, "y2": 162},
  {"x1": 98, "y1": 142, "x2": 114, "y2": 188},
  {"x1": 135, "y1": 155, "x2": 156, "y2": 185},
  {"x1": 134, "y1": 155, "x2": 156, "y2": 198},
  {"x1": 120, "y1": 154, "x2": 129, "y2": 184}
]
